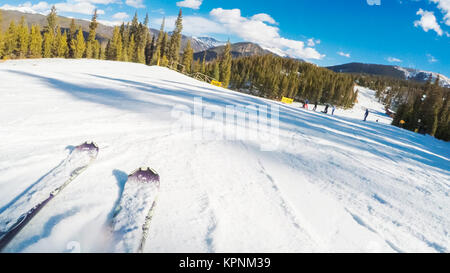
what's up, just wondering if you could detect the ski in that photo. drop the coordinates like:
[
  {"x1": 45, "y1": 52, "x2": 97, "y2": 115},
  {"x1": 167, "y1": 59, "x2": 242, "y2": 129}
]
[
  {"x1": 112, "y1": 167, "x2": 160, "y2": 253},
  {"x1": 0, "y1": 142, "x2": 99, "y2": 252}
]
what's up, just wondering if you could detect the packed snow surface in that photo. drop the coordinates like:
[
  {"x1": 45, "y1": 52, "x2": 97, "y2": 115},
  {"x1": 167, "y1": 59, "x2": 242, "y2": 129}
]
[{"x1": 0, "y1": 59, "x2": 449, "y2": 253}]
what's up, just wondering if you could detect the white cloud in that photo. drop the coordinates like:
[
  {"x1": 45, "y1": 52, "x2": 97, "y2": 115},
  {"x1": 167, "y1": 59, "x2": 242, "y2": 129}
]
[
  {"x1": 97, "y1": 19, "x2": 123, "y2": 26},
  {"x1": 387, "y1": 57, "x2": 402, "y2": 63},
  {"x1": 125, "y1": 0, "x2": 145, "y2": 9},
  {"x1": 209, "y1": 8, "x2": 324, "y2": 60},
  {"x1": 73, "y1": 0, "x2": 118, "y2": 4},
  {"x1": 427, "y1": 53, "x2": 438, "y2": 63},
  {"x1": 0, "y1": 1, "x2": 50, "y2": 14},
  {"x1": 307, "y1": 38, "x2": 320, "y2": 47},
  {"x1": 431, "y1": 0, "x2": 450, "y2": 26},
  {"x1": 414, "y1": 9, "x2": 443, "y2": 36},
  {"x1": 0, "y1": 1, "x2": 104, "y2": 16},
  {"x1": 112, "y1": 12, "x2": 129, "y2": 21},
  {"x1": 152, "y1": 16, "x2": 227, "y2": 36},
  {"x1": 251, "y1": 13, "x2": 277, "y2": 25},
  {"x1": 338, "y1": 51, "x2": 351, "y2": 58},
  {"x1": 55, "y1": 2, "x2": 104, "y2": 15},
  {"x1": 176, "y1": 0, "x2": 202, "y2": 10}
]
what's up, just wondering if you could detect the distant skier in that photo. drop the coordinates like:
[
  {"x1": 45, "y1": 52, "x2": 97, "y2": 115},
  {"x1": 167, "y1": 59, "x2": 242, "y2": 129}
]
[
  {"x1": 313, "y1": 101, "x2": 318, "y2": 111},
  {"x1": 364, "y1": 109, "x2": 369, "y2": 121},
  {"x1": 305, "y1": 99, "x2": 309, "y2": 110},
  {"x1": 331, "y1": 105, "x2": 336, "y2": 115},
  {"x1": 322, "y1": 104, "x2": 329, "y2": 114}
]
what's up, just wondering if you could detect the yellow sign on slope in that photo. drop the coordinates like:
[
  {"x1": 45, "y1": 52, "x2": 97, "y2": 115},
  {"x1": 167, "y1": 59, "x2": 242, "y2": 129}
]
[
  {"x1": 281, "y1": 97, "x2": 294, "y2": 104},
  {"x1": 211, "y1": 80, "x2": 222, "y2": 87}
]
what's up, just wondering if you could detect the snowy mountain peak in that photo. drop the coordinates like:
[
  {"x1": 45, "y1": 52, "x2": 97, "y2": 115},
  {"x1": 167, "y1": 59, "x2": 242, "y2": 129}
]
[
  {"x1": 394, "y1": 66, "x2": 450, "y2": 88},
  {"x1": 191, "y1": 37, "x2": 226, "y2": 52}
]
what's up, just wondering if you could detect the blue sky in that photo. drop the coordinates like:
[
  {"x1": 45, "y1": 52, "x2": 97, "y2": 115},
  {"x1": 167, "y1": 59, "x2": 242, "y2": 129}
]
[{"x1": 1, "y1": 0, "x2": 449, "y2": 76}]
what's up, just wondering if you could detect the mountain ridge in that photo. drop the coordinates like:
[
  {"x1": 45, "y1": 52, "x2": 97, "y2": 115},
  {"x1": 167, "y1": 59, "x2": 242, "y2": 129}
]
[{"x1": 327, "y1": 62, "x2": 450, "y2": 87}]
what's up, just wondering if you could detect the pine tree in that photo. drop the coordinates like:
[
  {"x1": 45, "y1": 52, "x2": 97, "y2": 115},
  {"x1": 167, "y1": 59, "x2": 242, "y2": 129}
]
[
  {"x1": 168, "y1": 9, "x2": 183, "y2": 64},
  {"x1": 220, "y1": 41, "x2": 232, "y2": 87},
  {"x1": 128, "y1": 34, "x2": 136, "y2": 62},
  {"x1": 145, "y1": 34, "x2": 155, "y2": 65},
  {"x1": 99, "y1": 44, "x2": 106, "y2": 60},
  {"x1": 162, "y1": 32, "x2": 168, "y2": 57},
  {"x1": 213, "y1": 61, "x2": 220, "y2": 80},
  {"x1": 201, "y1": 51, "x2": 206, "y2": 73},
  {"x1": 136, "y1": 23, "x2": 147, "y2": 63},
  {"x1": 71, "y1": 26, "x2": 85, "y2": 58},
  {"x1": 0, "y1": 11, "x2": 3, "y2": 58},
  {"x1": 4, "y1": 21, "x2": 18, "y2": 57},
  {"x1": 42, "y1": 31, "x2": 54, "y2": 58},
  {"x1": 17, "y1": 17, "x2": 29, "y2": 58},
  {"x1": 151, "y1": 18, "x2": 165, "y2": 65},
  {"x1": 0, "y1": 29, "x2": 4, "y2": 59},
  {"x1": 67, "y1": 19, "x2": 77, "y2": 58},
  {"x1": 161, "y1": 54, "x2": 169, "y2": 67},
  {"x1": 29, "y1": 25, "x2": 42, "y2": 58},
  {"x1": 93, "y1": 40, "x2": 100, "y2": 59},
  {"x1": 56, "y1": 30, "x2": 68, "y2": 57},
  {"x1": 46, "y1": 6, "x2": 58, "y2": 35},
  {"x1": 181, "y1": 39, "x2": 193, "y2": 73},
  {"x1": 107, "y1": 26, "x2": 122, "y2": 60},
  {"x1": 53, "y1": 26, "x2": 62, "y2": 57},
  {"x1": 85, "y1": 9, "x2": 99, "y2": 59}
]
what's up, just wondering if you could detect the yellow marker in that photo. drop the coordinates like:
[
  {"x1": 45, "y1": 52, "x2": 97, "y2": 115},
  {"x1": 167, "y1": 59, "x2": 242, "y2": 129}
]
[
  {"x1": 211, "y1": 80, "x2": 222, "y2": 87},
  {"x1": 400, "y1": 120, "x2": 405, "y2": 125},
  {"x1": 281, "y1": 97, "x2": 294, "y2": 104}
]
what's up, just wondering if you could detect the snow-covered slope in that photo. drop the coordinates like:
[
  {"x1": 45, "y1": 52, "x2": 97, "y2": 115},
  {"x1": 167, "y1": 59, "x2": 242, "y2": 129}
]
[{"x1": 0, "y1": 59, "x2": 449, "y2": 253}]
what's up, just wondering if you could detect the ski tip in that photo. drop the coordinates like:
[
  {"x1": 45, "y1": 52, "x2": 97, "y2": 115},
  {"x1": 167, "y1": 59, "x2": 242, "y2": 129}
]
[
  {"x1": 129, "y1": 167, "x2": 160, "y2": 185},
  {"x1": 75, "y1": 141, "x2": 99, "y2": 156}
]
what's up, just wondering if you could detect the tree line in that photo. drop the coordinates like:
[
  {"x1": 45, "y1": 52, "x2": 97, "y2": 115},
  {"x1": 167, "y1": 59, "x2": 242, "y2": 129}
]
[
  {"x1": 0, "y1": 7, "x2": 102, "y2": 59},
  {"x1": 200, "y1": 54, "x2": 358, "y2": 109}
]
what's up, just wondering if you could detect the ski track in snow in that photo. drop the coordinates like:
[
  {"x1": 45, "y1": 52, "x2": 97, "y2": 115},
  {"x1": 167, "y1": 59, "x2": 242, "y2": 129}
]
[{"x1": 0, "y1": 59, "x2": 449, "y2": 253}]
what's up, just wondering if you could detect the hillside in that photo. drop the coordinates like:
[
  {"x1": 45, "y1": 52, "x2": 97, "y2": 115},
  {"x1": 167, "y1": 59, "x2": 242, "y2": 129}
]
[
  {"x1": 194, "y1": 42, "x2": 274, "y2": 61},
  {"x1": 0, "y1": 59, "x2": 448, "y2": 253}
]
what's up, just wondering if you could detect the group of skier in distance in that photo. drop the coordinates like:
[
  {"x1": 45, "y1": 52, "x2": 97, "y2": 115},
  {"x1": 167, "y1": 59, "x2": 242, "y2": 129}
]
[{"x1": 300, "y1": 99, "x2": 371, "y2": 122}]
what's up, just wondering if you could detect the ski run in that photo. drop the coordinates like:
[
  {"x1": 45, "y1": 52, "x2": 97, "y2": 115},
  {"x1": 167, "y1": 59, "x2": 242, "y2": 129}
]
[{"x1": 0, "y1": 59, "x2": 449, "y2": 253}]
